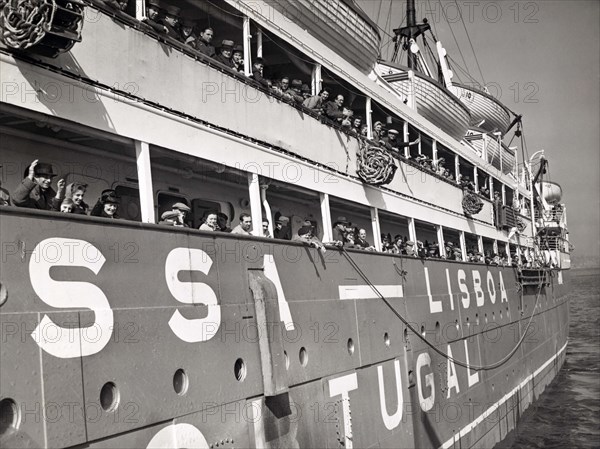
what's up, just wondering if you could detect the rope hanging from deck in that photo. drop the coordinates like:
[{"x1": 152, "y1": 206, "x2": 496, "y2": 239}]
[
  {"x1": 0, "y1": 0, "x2": 55, "y2": 49},
  {"x1": 357, "y1": 142, "x2": 397, "y2": 186},
  {"x1": 462, "y1": 191, "x2": 484, "y2": 216}
]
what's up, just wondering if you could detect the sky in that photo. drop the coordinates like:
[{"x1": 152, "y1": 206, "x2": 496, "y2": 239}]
[{"x1": 356, "y1": 0, "x2": 600, "y2": 262}]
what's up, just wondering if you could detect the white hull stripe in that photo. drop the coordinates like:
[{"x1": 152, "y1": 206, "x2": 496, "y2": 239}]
[
  {"x1": 440, "y1": 340, "x2": 569, "y2": 449},
  {"x1": 338, "y1": 285, "x2": 403, "y2": 300}
]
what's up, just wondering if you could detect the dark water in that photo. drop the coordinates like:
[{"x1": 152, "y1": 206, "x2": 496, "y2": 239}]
[{"x1": 509, "y1": 268, "x2": 600, "y2": 449}]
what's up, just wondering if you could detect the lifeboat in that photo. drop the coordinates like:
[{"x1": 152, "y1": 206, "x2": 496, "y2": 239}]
[
  {"x1": 537, "y1": 181, "x2": 563, "y2": 205},
  {"x1": 376, "y1": 61, "x2": 472, "y2": 141},
  {"x1": 267, "y1": 0, "x2": 381, "y2": 73},
  {"x1": 449, "y1": 83, "x2": 513, "y2": 135}
]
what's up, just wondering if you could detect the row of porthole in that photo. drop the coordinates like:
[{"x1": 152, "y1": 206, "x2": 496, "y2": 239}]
[
  {"x1": 0, "y1": 335, "x2": 396, "y2": 435},
  {"x1": 417, "y1": 307, "x2": 512, "y2": 338}
]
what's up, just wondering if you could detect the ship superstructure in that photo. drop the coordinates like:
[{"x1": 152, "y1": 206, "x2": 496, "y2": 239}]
[{"x1": 0, "y1": 1, "x2": 570, "y2": 448}]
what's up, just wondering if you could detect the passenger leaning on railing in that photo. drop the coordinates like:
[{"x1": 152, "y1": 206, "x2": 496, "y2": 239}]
[
  {"x1": 232, "y1": 45, "x2": 245, "y2": 73},
  {"x1": 302, "y1": 89, "x2": 330, "y2": 115},
  {"x1": 162, "y1": 5, "x2": 182, "y2": 41},
  {"x1": 196, "y1": 27, "x2": 216, "y2": 57},
  {"x1": 141, "y1": 0, "x2": 168, "y2": 35},
  {"x1": 251, "y1": 58, "x2": 269, "y2": 89},
  {"x1": 214, "y1": 40, "x2": 236, "y2": 69},
  {"x1": 199, "y1": 211, "x2": 219, "y2": 231},
  {"x1": 90, "y1": 190, "x2": 120, "y2": 219},
  {"x1": 65, "y1": 182, "x2": 89, "y2": 215},
  {"x1": 12, "y1": 160, "x2": 65, "y2": 210},
  {"x1": 180, "y1": 18, "x2": 198, "y2": 48}
]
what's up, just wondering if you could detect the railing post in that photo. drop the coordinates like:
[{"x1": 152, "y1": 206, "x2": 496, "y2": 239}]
[
  {"x1": 135, "y1": 140, "x2": 155, "y2": 224},
  {"x1": 320, "y1": 192, "x2": 332, "y2": 242},
  {"x1": 432, "y1": 139, "x2": 438, "y2": 165},
  {"x1": 248, "y1": 172, "x2": 262, "y2": 237},
  {"x1": 493, "y1": 239, "x2": 499, "y2": 255},
  {"x1": 501, "y1": 184, "x2": 506, "y2": 205},
  {"x1": 477, "y1": 236, "x2": 484, "y2": 255},
  {"x1": 473, "y1": 167, "x2": 479, "y2": 193},
  {"x1": 371, "y1": 207, "x2": 382, "y2": 252},
  {"x1": 489, "y1": 177, "x2": 494, "y2": 200}
]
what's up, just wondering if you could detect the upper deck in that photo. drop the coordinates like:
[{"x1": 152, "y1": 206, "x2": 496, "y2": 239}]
[{"x1": 0, "y1": 0, "x2": 533, "y2": 246}]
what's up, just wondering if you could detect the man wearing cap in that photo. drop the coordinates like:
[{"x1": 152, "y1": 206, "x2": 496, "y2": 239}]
[
  {"x1": 13, "y1": 160, "x2": 65, "y2": 210},
  {"x1": 159, "y1": 210, "x2": 180, "y2": 226},
  {"x1": 381, "y1": 130, "x2": 421, "y2": 156},
  {"x1": 141, "y1": 0, "x2": 167, "y2": 34},
  {"x1": 293, "y1": 221, "x2": 326, "y2": 253},
  {"x1": 274, "y1": 215, "x2": 291, "y2": 240},
  {"x1": 215, "y1": 40, "x2": 235, "y2": 68},
  {"x1": 180, "y1": 18, "x2": 197, "y2": 47},
  {"x1": 231, "y1": 44, "x2": 244, "y2": 73},
  {"x1": 196, "y1": 27, "x2": 215, "y2": 57},
  {"x1": 169, "y1": 202, "x2": 190, "y2": 227},
  {"x1": 331, "y1": 216, "x2": 348, "y2": 246},
  {"x1": 231, "y1": 213, "x2": 252, "y2": 235}
]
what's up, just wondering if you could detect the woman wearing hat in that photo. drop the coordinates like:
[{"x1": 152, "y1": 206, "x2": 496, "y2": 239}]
[
  {"x1": 13, "y1": 159, "x2": 65, "y2": 210},
  {"x1": 91, "y1": 190, "x2": 119, "y2": 219}
]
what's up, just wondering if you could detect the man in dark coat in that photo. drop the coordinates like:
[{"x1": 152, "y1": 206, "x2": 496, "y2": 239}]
[
  {"x1": 13, "y1": 160, "x2": 64, "y2": 210},
  {"x1": 323, "y1": 94, "x2": 347, "y2": 123},
  {"x1": 141, "y1": 0, "x2": 167, "y2": 34},
  {"x1": 331, "y1": 216, "x2": 348, "y2": 245},
  {"x1": 180, "y1": 18, "x2": 198, "y2": 48},
  {"x1": 214, "y1": 40, "x2": 235, "y2": 68},
  {"x1": 251, "y1": 58, "x2": 270, "y2": 88},
  {"x1": 273, "y1": 215, "x2": 291, "y2": 240},
  {"x1": 162, "y1": 5, "x2": 181, "y2": 41},
  {"x1": 196, "y1": 27, "x2": 215, "y2": 57}
]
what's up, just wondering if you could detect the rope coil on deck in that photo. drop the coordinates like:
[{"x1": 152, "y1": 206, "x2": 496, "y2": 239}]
[
  {"x1": 0, "y1": 0, "x2": 55, "y2": 49},
  {"x1": 356, "y1": 142, "x2": 397, "y2": 186}
]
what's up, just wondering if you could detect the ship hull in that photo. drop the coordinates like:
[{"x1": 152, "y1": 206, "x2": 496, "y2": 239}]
[{"x1": 0, "y1": 208, "x2": 569, "y2": 448}]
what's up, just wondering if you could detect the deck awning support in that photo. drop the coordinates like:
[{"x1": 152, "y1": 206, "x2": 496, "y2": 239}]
[
  {"x1": 366, "y1": 97, "x2": 373, "y2": 140},
  {"x1": 312, "y1": 63, "x2": 322, "y2": 96},
  {"x1": 248, "y1": 172, "x2": 262, "y2": 237},
  {"x1": 408, "y1": 217, "x2": 417, "y2": 244},
  {"x1": 474, "y1": 167, "x2": 479, "y2": 193},
  {"x1": 135, "y1": 140, "x2": 155, "y2": 224},
  {"x1": 244, "y1": 16, "x2": 252, "y2": 77},
  {"x1": 437, "y1": 225, "x2": 445, "y2": 258},
  {"x1": 459, "y1": 231, "x2": 467, "y2": 261},
  {"x1": 320, "y1": 192, "x2": 333, "y2": 242},
  {"x1": 370, "y1": 207, "x2": 382, "y2": 252}
]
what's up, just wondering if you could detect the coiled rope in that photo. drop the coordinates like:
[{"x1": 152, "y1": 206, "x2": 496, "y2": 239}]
[
  {"x1": 339, "y1": 247, "x2": 546, "y2": 371},
  {"x1": 357, "y1": 142, "x2": 397, "y2": 186},
  {"x1": 0, "y1": 0, "x2": 56, "y2": 50},
  {"x1": 462, "y1": 191, "x2": 484, "y2": 216}
]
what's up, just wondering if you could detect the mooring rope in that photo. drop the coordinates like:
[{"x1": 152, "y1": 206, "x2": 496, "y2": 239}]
[{"x1": 340, "y1": 247, "x2": 546, "y2": 371}]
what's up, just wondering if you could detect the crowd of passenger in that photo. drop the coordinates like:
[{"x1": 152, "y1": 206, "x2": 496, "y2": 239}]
[
  {"x1": 94, "y1": 0, "x2": 509, "y2": 201},
  {"x1": 4, "y1": 159, "x2": 543, "y2": 267}
]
